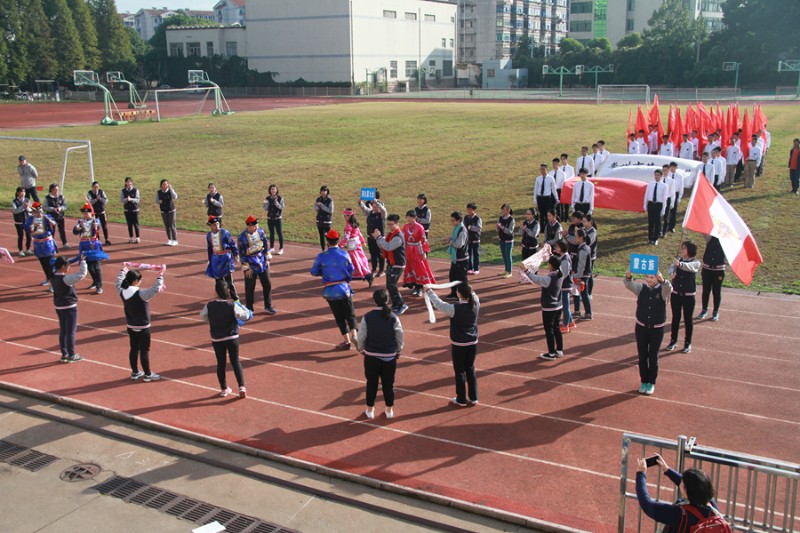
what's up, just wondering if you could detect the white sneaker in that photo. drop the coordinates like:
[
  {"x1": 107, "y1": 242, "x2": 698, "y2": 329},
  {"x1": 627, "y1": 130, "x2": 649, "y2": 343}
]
[
  {"x1": 364, "y1": 407, "x2": 375, "y2": 419},
  {"x1": 385, "y1": 407, "x2": 394, "y2": 419},
  {"x1": 277, "y1": 249, "x2": 284, "y2": 255},
  {"x1": 165, "y1": 240, "x2": 172, "y2": 246},
  {"x1": 17, "y1": 250, "x2": 26, "y2": 257},
  {"x1": 171, "y1": 240, "x2": 178, "y2": 246},
  {"x1": 135, "y1": 237, "x2": 140, "y2": 244}
]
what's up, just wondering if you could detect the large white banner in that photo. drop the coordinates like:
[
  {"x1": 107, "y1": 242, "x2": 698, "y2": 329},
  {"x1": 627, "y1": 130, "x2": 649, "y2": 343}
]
[{"x1": 596, "y1": 154, "x2": 702, "y2": 190}]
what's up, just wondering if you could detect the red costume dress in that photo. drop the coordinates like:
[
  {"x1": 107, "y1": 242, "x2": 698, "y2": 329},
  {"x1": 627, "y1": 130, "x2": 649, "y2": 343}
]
[
  {"x1": 402, "y1": 221, "x2": 436, "y2": 287},
  {"x1": 339, "y1": 223, "x2": 371, "y2": 279}
]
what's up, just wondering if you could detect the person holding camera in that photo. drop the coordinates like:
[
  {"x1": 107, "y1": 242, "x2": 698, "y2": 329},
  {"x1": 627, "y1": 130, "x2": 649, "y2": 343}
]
[{"x1": 636, "y1": 454, "x2": 729, "y2": 532}]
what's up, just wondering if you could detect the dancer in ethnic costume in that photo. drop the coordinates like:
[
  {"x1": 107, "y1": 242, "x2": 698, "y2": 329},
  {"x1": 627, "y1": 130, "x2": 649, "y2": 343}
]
[
  {"x1": 310, "y1": 229, "x2": 357, "y2": 350},
  {"x1": 238, "y1": 215, "x2": 276, "y2": 315},
  {"x1": 73, "y1": 203, "x2": 109, "y2": 294},
  {"x1": 25, "y1": 202, "x2": 59, "y2": 288},
  {"x1": 402, "y1": 209, "x2": 435, "y2": 297},
  {"x1": 205, "y1": 216, "x2": 239, "y2": 301},
  {"x1": 339, "y1": 208, "x2": 373, "y2": 286}
]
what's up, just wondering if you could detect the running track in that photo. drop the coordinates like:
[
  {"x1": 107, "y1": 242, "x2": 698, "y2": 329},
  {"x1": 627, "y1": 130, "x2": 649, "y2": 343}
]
[{"x1": 0, "y1": 218, "x2": 798, "y2": 532}]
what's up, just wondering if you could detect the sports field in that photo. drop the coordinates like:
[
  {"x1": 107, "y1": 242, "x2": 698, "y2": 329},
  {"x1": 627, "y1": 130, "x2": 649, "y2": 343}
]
[{"x1": 2, "y1": 99, "x2": 798, "y2": 293}]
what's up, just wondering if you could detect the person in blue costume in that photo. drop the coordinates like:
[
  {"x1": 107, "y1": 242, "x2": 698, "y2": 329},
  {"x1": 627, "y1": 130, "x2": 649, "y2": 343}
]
[
  {"x1": 311, "y1": 228, "x2": 357, "y2": 350},
  {"x1": 238, "y1": 215, "x2": 276, "y2": 315},
  {"x1": 205, "y1": 215, "x2": 239, "y2": 301},
  {"x1": 73, "y1": 203, "x2": 109, "y2": 294},
  {"x1": 25, "y1": 201, "x2": 59, "y2": 289}
]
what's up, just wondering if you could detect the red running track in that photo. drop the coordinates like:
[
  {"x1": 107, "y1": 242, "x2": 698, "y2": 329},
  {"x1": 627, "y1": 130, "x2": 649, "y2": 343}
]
[{"x1": 0, "y1": 217, "x2": 798, "y2": 531}]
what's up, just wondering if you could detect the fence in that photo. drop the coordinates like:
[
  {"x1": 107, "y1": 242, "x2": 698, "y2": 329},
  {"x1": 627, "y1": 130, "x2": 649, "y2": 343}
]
[{"x1": 619, "y1": 433, "x2": 799, "y2": 533}]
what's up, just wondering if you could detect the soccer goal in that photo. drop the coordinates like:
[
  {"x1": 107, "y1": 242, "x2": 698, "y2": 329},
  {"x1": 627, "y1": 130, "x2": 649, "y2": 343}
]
[
  {"x1": 140, "y1": 86, "x2": 218, "y2": 122},
  {"x1": 597, "y1": 84, "x2": 651, "y2": 105},
  {"x1": 1, "y1": 136, "x2": 95, "y2": 210}
]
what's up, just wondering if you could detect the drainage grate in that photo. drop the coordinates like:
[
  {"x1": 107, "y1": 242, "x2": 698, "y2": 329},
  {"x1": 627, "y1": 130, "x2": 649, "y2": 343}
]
[
  {"x1": 60, "y1": 464, "x2": 101, "y2": 482},
  {"x1": 94, "y1": 476, "x2": 298, "y2": 533},
  {"x1": 0, "y1": 440, "x2": 58, "y2": 472}
]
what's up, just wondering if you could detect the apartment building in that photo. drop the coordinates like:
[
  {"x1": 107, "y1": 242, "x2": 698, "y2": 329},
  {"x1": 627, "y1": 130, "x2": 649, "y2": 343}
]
[
  {"x1": 213, "y1": 0, "x2": 246, "y2": 26},
  {"x1": 134, "y1": 8, "x2": 216, "y2": 42}
]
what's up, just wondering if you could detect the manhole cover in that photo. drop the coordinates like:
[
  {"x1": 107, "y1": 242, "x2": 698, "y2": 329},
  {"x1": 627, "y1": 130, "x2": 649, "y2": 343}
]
[{"x1": 60, "y1": 464, "x2": 101, "y2": 482}]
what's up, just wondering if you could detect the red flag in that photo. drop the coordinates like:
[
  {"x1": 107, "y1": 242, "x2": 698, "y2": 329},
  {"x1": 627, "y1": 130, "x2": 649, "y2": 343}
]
[
  {"x1": 732, "y1": 104, "x2": 740, "y2": 132},
  {"x1": 671, "y1": 108, "x2": 683, "y2": 150},
  {"x1": 560, "y1": 177, "x2": 647, "y2": 213},
  {"x1": 715, "y1": 103, "x2": 723, "y2": 132},
  {"x1": 650, "y1": 96, "x2": 664, "y2": 148},
  {"x1": 667, "y1": 105, "x2": 676, "y2": 136},
  {"x1": 626, "y1": 109, "x2": 632, "y2": 147},
  {"x1": 753, "y1": 104, "x2": 767, "y2": 141},
  {"x1": 686, "y1": 105, "x2": 697, "y2": 133},
  {"x1": 740, "y1": 110, "x2": 751, "y2": 162},
  {"x1": 635, "y1": 105, "x2": 648, "y2": 140},
  {"x1": 683, "y1": 171, "x2": 763, "y2": 285},
  {"x1": 698, "y1": 113, "x2": 708, "y2": 156}
]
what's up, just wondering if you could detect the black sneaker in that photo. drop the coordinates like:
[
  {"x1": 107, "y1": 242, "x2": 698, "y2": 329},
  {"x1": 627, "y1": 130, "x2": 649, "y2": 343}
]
[
  {"x1": 710, "y1": 313, "x2": 719, "y2": 322},
  {"x1": 66, "y1": 354, "x2": 83, "y2": 363},
  {"x1": 60, "y1": 355, "x2": 69, "y2": 363},
  {"x1": 682, "y1": 344, "x2": 692, "y2": 354},
  {"x1": 393, "y1": 304, "x2": 409, "y2": 315},
  {"x1": 264, "y1": 307, "x2": 277, "y2": 315},
  {"x1": 696, "y1": 310, "x2": 708, "y2": 320},
  {"x1": 665, "y1": 342, "x2": 677, "y2": 351},
  {"x1": 540, "y1": 353, "x2": 558, "y2": 361}
]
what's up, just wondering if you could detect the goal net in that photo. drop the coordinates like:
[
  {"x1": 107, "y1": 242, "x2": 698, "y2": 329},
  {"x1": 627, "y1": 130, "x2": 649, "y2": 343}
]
[
  {"x1": 1, "y1": 136, "x2": 95, "y2": 213},
  {"x1": 140, "y1": 86, "x2": 217, "y2": 121},
  {"x1": 597, "y1": 84, "x2": 651, "y2": 105}
]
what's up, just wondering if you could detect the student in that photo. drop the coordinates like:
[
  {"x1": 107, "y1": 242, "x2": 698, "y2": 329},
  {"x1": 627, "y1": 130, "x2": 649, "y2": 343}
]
[
  {"x1": 356, "y1": 289, "x2": 403, "y2": 419},
  {"x1": 116, "y1": 264, "x2": 165, "y2": 382},
  {"x1": 660, "y1": 165, "x2": 674, "y2": 239},
  {"x1": 87, "y1": 181, "x2": 111, "y2": 245},
  {"x1": 667, "y1": 241, "x2": 701, "y2": 354},
  {"x1": 534, "y1": 164, "x2": 557, "y2": 231},
  {"x1": 658, "y1": 134, "x2": 674, "y2": 157},
  {"x1": 339, "y1": 208, "x2": 373, "y2": 286},
  {"x1": 52, "y1": 256, "x2": 88, "y2": 363},
  {"x1": 427, "y1": 283, "x2": 480, "y2": 406},
  {"x1": 698, "y1": 235, "x2": 725, "y2": 322},
  {"x1": 624, "y1": 269, "x2": 671, "y2": 395},
  {"x1": 647, "y1": 125, "x2": 658, "y2": 154},
  {"x1": 496, "y1": 203, "x2": 515, "y2": 278},
  {"x1": 550, "y1": 158, "x2": 567, "y2": 222},
  {"x1": 788, "y1": 138, "x2": 800, "y2": 195},
  {"x1": 521, "y1": 256, "x2": 564, "y2": 360},
  {"x1": 26, "y1": 202, "x2": 58, "y2": 288},
  {"x1": 743, "y1": 134, "x2": 761, "y2": 189},
  {"x1": 582, "y1": 214, "x2": 598, "y2": 296},
  {"x1": 571, "y1": 168, "x2": 594, "y2": 216},
  {"x1": 445, "y1": 211, "x2": 468, "y2": 299},
  {"x1": 204, "y1": 182, "x2": 224, "y2": 222},
  {"x1": 311, "y1": 229, "x2": 357, "y2": 350},
  {"x1": 373, "y1": 214, "x2": 408, "y2": 315},
  {"x1": 314, "y1": 185, "x2": 334, "y2": 251},
  {"x1": 200, "y1": 284, "x2": 253, "y2": 398},
  {"x1": 725, "y1": 136, "x2": 742, "y2": 189},
  {"x1": 679, "y1": 133, "x2": 694, "y2": 160},
  {"x1": 519, "y1": 207, "x2": 540, "y2": 260},
  {"x1": 636, "y1": 456, "x2": 725, "y2": 531},
  {"x1": 464, "y1": 202, "x2": 482, "y2": 275},
  {"x1": 666, "y1": 162, "x2": 683, "y2": 234},
  {"x1": 402, "y1": 209, "x2": 436, "y2": 296},
  {"x1": 644, "y1": 170, "x2": 667, "y2": 246},
  {"x1": 628, "y1": 133, "x2": 640, "y2": 155},
  {"x1": 572, "y1": 228, "x2": 593, "y2": 320},
  {"x1": 12, "y1": 187, "x2": 32, "y2": 256},
  {"x1": 359, "y1": 192, "x2": 387, "y2": 276},
  {"x1": 205, "y1": 216, "x2": 239, "y2": 302},
  {"x1": 156, "y1": 179, "x2": 178, "y2": 246},
  {"x1": 238, "y1": 215, "x2": 276, "y2": 315},
  {"x1": 711, "y1": 147, "x2": 726, "y2": 192},
  {"x1": 263, "y1": 184, "x2": 285, "y2": 254},
  {"x1": 414, "y1": 193, "x2": 432, "y2": 238},
  {"x1": 591, "y1": 143, "x2": 603, "y2": 175},
  {"x1": 575, "y1": 146, "x2": 595, "y2": 180},
  {"x1": 565, "y1": 211, "x2": 583, "y2": 266},
  {"x1": 73, "y1": 203, "x2": 107, "y2": 294},
  {"x1": 543, "y1": 208, "x2": 562, "y2": 247},
  {"x1": 18, "y1": 155, "x2": 39, "y2": 202},
  {"x1": 120, "y1": 177, "x2": 141, "y2": 243},
  {"x1": 553, "y1": 240, "x2": 574, "y2": 333},
  {"x1": 44, "y1": 183, "x2": 69, "y2": 248}
]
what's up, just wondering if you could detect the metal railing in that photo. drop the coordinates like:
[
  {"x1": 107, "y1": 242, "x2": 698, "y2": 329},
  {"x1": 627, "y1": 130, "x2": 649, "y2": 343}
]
[{"x1": 619, "y1": 433, "x2": 799, "y2": 533}]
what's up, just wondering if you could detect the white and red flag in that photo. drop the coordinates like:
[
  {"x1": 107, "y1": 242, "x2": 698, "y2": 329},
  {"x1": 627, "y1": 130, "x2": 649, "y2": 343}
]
[{"x1": 683, "y1": 172, "x2": 763, "y2": 285}]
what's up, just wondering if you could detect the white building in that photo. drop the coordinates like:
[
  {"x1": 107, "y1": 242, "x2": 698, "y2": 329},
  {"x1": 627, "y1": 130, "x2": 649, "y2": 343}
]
[
  {"x1": 245, "y1": 0, "x2": 457, "y2": 85},
  {"x1": 214, "y1": 0, "x2": 246, "y2": 26},
  {"x1": 134, "y1": 8, "x2": 216, "y2": 42},
  {"x1": 166, "y1": 26, "x2": 247, "y2": 58},
  {"x1": 455, "y1": 0, "x2": 569, "y2": 64},
  {"x1": 119, "y1": 12, "x2": 135, "y2": 30},
  {"x1": 482, "y1": 59, "x2": 527, "y2": 89},
  {"x1": 568, "y1": 0, "x2": 724, "y2": 48}
]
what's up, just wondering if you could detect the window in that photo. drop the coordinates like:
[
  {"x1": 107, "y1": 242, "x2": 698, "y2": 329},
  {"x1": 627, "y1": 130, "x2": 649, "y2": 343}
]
[
  {"x1": 169, "y1": 43, "x2": 183, "y2": 57},
  {"x1": 450, "y1": 16, "x2": 455, "y2": 23},
  {"x1": 442, "y1": 38, "x2": 446, "y2": 47},
  {"x1": 187, "y1": 42, "x2": 201, "y2": 56},
  {"x1": 443, "y1": 60, "x2": 453, "y2": 77},
  {"x1": 627, "y1": 0, "x2": 635, "y2": 10},
  {"x1": 389, "y1": 60, "x2": 397, "y2": 78},
  {"x1": 487, "y1": 68, "x2": 495, "y2": 78},
  {"x1": 383, "y1": 10, "x2": 396, "y2": 18},
  {"x1": 206, "y1": 41, "x2": 214, "y2": 56},
  {"x1": 429, "y1": 60, "x2": 436, "y2": 67},
  {"x1": 570, "y1": 20, "x2": 592, "y2": 32},
  {"x1": 405, "y1": 12, "x2": 416, "y2": 20},
  {"x1": 570, "y1": 1, "x2": 593, "y2": 14},
  {"x1": 626, "y1": 18, "x2": 634, "y2": 31},
  {"x1": 424, "y1": 14, "x2": 435, "y2": 22},
  {"x1": 225, "y1": 41, "x2": 238, "y2": 57},
  {"x1": 449, "y1": 38, "x2": 454, "y2": 48},
  {"x1": 405, "y1": 60, "x2": 417, "y2": 77}
]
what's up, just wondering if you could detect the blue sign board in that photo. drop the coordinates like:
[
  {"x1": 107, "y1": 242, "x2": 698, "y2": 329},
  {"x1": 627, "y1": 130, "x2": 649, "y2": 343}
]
[
  {"x1": 630, "y1": 254, "x2": 659, "y2": 275},
  {"x1": 360, "y1": 187, "x2": 377, "y2": 202}
]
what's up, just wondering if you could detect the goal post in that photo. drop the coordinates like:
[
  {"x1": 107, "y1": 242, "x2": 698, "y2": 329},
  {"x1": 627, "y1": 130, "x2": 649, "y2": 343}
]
[
  {"x1": 0, "y1": 136, "x2": 95, "y2": 212},
  {"x1": 597, "y1": 84, "x2": 651, "y2": 105},
  {"x1": 140, "y1": 86, "x2": 217, "y2": 122}
]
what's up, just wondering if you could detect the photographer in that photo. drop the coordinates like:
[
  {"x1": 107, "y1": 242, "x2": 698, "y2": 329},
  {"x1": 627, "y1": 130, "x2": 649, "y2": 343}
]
[{"x1": 636, "y1": 454, "x2": 728, "y2": 532}]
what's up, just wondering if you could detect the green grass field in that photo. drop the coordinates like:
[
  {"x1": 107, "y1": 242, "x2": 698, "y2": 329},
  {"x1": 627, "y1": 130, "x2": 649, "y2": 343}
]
[{"x1": 2, "y1": 101, "x2": 798, "y2": 293}]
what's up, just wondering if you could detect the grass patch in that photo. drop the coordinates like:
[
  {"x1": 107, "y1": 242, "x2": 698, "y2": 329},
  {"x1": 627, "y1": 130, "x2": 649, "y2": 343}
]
[{"x1": 2, "y1": 101, "x2": 798, "y2": 293}]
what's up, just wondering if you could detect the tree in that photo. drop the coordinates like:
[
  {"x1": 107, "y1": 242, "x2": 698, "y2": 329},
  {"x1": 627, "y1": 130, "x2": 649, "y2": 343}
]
[
  {"x1": 89, "y1": 0, "x2": 135, "y2": 74},
  {"x1": 67, "y1": 0, "x2": 100, "y2": 70},
  {"x1": 558, "y1": 37, "x2": 584, "y2": 56},
  {"x1": 143, "y1": 13, "x2": 217, "y2": 83},
  {"x1": 616, "y1": 32, "x2": 643, "y2": 50},
  {"x1": 637, "y1": 0, "x2": 705, "y2": 85},
  {"x1": 18, "y1": 0, "x2": 57, "y2": 84},
  {"x1": 43, "y1": 0, "x2": 85, "y2": 83},
  {"x1": 586, "y1": 37, "x2": 612, "y2": 54}
]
